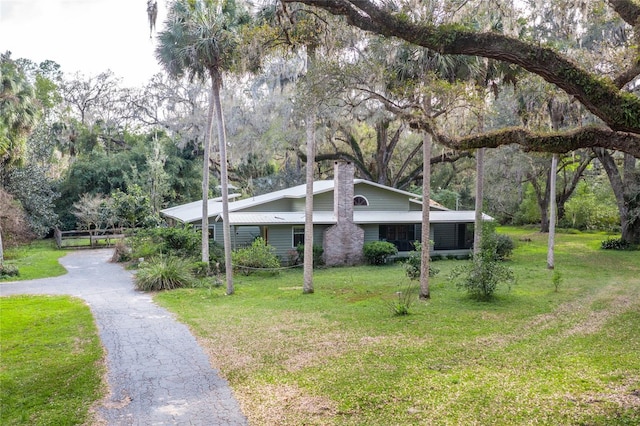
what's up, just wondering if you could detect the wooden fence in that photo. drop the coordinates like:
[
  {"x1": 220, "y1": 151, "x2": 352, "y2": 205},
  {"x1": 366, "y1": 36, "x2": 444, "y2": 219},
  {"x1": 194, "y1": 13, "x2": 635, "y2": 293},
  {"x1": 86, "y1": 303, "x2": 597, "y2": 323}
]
[{"x1": 54, "y1": 227, "x2": 126, "y2": 249}]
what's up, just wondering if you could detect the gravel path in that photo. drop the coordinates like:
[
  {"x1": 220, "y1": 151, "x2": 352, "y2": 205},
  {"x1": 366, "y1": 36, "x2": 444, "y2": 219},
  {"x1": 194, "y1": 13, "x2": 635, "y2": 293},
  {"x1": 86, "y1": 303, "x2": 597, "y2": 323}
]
[{"x1": 0, "y1": 249, "x2": 248, "y2": 425}]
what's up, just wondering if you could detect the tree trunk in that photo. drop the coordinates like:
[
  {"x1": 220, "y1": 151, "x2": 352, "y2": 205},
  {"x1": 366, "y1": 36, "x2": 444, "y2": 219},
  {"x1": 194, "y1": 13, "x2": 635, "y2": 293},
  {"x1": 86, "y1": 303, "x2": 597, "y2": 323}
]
[
  {"x1": 303, "y1": 107, "x2": 316, "y2": 294},
  {"x1": 303, "y1": 44, "x2": 318, "y2": 294},
  {"x1": 547, "y1": 154, "x2": 558, "y2": 269},
  {"x1": 595, "y1": 149, "x2": 640, "y2": 244},
  {"x1": 201, "y1": 83, "x2": 215, "y2": 264},
  {"x1": 211, "y1": 75, "x2": 234, "y2": 295},
  {"x1": 0, "y1": 225, "x2": 4, "y2": 267},
  {"x1": 419, "y1": 132, "x2": 432, "y2": 299},
  {"x1": 473, "y1": 147, "x2": 485, "y2": 257}
]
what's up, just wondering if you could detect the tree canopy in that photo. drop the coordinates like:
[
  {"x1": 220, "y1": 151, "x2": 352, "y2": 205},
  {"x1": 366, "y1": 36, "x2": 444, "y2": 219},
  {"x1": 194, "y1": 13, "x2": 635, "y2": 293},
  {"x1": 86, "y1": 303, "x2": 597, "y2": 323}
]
[{"x1": 284, "y1": 0, "x2": 640, "y2": 156}]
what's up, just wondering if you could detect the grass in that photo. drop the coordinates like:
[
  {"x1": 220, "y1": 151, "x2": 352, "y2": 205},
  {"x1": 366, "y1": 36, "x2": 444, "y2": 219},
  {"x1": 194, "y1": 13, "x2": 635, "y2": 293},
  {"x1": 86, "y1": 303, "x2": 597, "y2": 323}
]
[
  {"x1": 155, "y1": 227, "x2": 640, "y2": 425},
  {"x1": 1, "y1": 240, "x2": 66, "y2": 281},
  {"x1": 0, "y1": 295, "x2": 106, "y2": 425}
]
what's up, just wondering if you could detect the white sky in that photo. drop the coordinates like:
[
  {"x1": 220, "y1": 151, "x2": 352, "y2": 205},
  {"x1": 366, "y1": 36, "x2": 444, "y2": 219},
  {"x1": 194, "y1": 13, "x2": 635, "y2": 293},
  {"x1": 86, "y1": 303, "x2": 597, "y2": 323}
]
[{"x1": 0, "y1": 0, "x2": 168, "y2": 87}]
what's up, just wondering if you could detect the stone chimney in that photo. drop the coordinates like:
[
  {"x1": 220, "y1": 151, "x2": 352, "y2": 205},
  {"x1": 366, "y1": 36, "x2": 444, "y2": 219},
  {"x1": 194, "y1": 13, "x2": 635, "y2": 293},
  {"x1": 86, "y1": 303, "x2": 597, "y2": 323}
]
[{"x1": 323, "y1": 161, "x2": 364, "y2": 266}]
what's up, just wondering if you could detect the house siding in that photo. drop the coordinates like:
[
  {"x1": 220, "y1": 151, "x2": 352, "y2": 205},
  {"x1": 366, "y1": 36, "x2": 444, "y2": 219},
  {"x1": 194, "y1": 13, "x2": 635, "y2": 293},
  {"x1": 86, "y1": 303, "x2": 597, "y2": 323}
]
[
  {"x1": 353, "y1": 184, "x2": 411, "y2": 210},
  {"x1": 230, "y1": 225, "x2": 261, "y2": 249}
]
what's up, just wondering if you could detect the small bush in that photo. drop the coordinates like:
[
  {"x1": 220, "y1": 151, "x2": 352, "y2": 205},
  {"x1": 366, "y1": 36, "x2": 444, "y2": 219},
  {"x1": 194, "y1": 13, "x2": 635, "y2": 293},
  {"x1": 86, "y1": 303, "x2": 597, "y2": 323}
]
[
  {"x1": 450, "y1": 240, "x2": 515, "y2": 300},
  {"x1": 134, "y1": 256, "x2": 195, "y2": 291},
  {"x1": 387, "y1": 284, "x2": 417, "y2": 316},
  {"x1": 191, "y1": 261, "x2": 213, "y2": 278},
  {"x1": 601, "y1": 237, "x2": 633, "y2": 250},
  {"x1": 363, "y1": 241, "x2": 398, "y2": 265},
  {"x1": 111, "y1": 240, "x2": 132, "y2": 263},
  {"x1": 482, "y1": 231, "x2": 515, "y2": 260},
  {"x1": 0, "y1": 264, "x2": 20, "y2": 279},
  {"x1": 295, "y1": 244, "x2": 324, "y2": 267},
  {"x1": 232, "y1": 237, "x2": 280, "y2": 275},
  {"x1": 552, "y1": 270, "x2": 562, "y2": 292},
  {"x1": 403, "y1": 242, "x2": 439, "y2": 280}
]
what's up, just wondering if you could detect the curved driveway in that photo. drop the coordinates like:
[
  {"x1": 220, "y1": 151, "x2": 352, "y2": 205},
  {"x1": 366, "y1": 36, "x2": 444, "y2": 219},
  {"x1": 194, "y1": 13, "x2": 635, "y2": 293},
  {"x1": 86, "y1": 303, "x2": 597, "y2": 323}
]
[{"x1": 0, "y1": 249, "x2": 247, "y2": 426}]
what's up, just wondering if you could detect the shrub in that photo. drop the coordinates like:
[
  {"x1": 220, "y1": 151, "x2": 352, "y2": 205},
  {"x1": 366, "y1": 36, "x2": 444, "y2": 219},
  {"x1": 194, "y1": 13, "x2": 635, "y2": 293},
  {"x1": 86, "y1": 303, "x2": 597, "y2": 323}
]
[
  {"x1": 0, "y1": 264, "x2": 20, "y2": 279},
  {"x1": 231, "y1": 237, "x2": 280, "y2": 275},
  {"x1": 601, "y1": 237, "x2": 633, "y2": 251},
  {"x1": 481, "y1": 224, "x2": 515, "y2": 260},
  {"x1": 403, "y1": 242, "x2": 439, "y2": 280},
  {"x1": 111, "y1": 240, "x2": 132, "y2": 263},
  {"x1": 134, "y1": 256, "x2": 195, "y2": 291},
  {"x1": 363, "y1": 241, "x2": 398, "y2": 265},
  {"x1": 387, "y1": 284, "x2": 417, "y2": 316},
  {"x1": 449, "y1": 256, "x2": 515, "y2": 300},
  {"x1": 295, "y1": 243, "x2": 324, "y2": 267},
  {"x1": 128, "y1": 226, "x2": 224, "y2": 265},
  {"x1": 552, "y1": 270, "x2": 563, "y2": 292}
]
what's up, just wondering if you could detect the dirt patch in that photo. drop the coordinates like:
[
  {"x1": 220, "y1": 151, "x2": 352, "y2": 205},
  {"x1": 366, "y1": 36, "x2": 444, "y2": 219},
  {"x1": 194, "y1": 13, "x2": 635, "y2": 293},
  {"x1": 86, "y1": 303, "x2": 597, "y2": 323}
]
[{"x1": 237, "y1": 383, "x2": 338, "y2": 426}]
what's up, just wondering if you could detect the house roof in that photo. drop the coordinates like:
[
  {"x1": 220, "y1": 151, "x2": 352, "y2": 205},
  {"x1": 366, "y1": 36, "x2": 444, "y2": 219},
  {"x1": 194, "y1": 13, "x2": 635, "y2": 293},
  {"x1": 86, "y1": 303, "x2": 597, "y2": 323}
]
[
  {"x1": 160, "y1": 179, "x2": 447, "y2": 224},
  {"x1": 223, "y1": 210, "x2": 491, "y2": 225}
]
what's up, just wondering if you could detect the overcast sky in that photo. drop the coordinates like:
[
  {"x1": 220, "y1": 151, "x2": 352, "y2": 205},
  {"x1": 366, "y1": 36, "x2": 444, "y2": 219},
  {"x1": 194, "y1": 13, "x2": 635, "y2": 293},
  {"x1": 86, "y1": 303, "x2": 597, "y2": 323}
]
[{"x1": 0, "y1": 0, "x2": 167, "y2": 87}]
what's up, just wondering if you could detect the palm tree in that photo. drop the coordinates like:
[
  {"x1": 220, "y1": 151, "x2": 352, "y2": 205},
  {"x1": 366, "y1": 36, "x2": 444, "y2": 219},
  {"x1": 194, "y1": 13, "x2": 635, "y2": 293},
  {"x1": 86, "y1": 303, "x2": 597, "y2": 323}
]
[
  {"x1": 1, "y1": 52, "x2": 40, "y2": 172},
  {"x1": 0, "y1": 53, "x2": 40, "y2": 266},
  {"x1": 156, "y1": 0, "x2": 250, "y2": 295}
]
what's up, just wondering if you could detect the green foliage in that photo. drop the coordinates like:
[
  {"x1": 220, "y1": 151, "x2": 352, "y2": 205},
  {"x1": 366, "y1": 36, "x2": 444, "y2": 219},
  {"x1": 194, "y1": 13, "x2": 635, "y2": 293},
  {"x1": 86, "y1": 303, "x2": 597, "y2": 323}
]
[
  {"x1": 6, "y1": 162, "x2": 59, "y2": 238},
  {"x1": 387, "y1": 283, "x2": 417, "y2": 316},
  {"x1": 0, "y1": 263, "x2": 19, "y2": 278},
  {"x1": 403, "y1": 241, "x2": 439, "y2": 280},
  {"x1": 562, "y1": 180, "x2": 619, "y2": 231},
  {"x1": 449, "y1": 255, "x2": 515, "y2": 300},
  {"x1": 0, "y1": 296, "x2": 104, "y2": 425},
  {"x1": 111, "y1": 240, "x2": 132, "y2": 263},
  {"x1": 600, "y1": 237, "x2": 634, "y2": 251},
  {"x1": 431, "y1": 189, "x2": 460, "y2": 210},
  {"x1": 155, "y1": 228, "x2": 640, "y2": 425},
  {"x1": 111, "y1": 185, "x2": 160, "y2": 229},
  {"x1": 552, "y1": 270, "x2": 562, "y2": 292},
  {"x1": 1, "y1": 240, "x2": 66, "y2": 281},
  {"x1": 127, "y1": 226, "x2": 225, "y2": 263},
  {"x1": 363, "y1": 241, "x2": 398, "y2": 265},
  {"x1": 134, "y1": 255, "x2": 195, "y2": 291},
  {"x1": 231, "y1": 237, "x2": 280, "y2": 275},
  {"x1": 480, "y1": 222, "x2": 515, "y2": 261},
  {"x1": 513, "y1": 182, "x2": 541, "y2": 225},
  {"x1": 295, "y1": 243, "x2": 324, "y2": 267},
  {"x1": 482, "y1": 231, "x2": 515, "y2": 260}
]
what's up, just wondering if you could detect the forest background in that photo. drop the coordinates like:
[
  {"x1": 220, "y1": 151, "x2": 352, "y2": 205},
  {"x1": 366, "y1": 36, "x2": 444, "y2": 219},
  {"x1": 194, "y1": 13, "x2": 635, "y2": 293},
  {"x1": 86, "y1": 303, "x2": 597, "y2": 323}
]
[{"x1": 1, "y1": 0, "x2": 639, "y2": 256}]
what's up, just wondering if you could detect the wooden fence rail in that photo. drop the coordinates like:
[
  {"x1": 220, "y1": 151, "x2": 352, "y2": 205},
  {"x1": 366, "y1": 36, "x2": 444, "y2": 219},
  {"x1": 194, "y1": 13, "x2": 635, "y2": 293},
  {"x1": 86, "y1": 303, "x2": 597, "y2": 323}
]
[{"x1": 54, "y1": 227, "x2": 126, "y2": 249}]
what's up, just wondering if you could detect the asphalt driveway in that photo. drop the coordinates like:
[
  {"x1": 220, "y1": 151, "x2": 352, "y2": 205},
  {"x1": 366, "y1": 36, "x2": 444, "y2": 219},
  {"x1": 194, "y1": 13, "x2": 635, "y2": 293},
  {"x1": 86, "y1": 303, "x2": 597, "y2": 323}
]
[{"x1": 0, "y1": 249, "x2": 247, "y2": 425}]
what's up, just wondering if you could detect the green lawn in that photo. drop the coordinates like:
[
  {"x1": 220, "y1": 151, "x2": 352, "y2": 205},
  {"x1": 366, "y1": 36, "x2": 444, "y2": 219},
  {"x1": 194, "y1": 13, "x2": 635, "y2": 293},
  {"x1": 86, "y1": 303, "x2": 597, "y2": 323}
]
[
  {"x1": 155, "y1": 228, "x2": 640, "y2": 425},
  {"x1": 0, "y1": 295, "x2": 105, "y2": 425},
  {"x1": 1, "y1": 240, "x2": 67, "y2": 281}
]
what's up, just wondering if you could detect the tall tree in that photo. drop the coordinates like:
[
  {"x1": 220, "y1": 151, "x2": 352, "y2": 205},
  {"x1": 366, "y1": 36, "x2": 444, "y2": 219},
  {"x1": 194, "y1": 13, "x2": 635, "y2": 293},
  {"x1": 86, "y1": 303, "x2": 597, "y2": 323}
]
[
  {"x1": 292, "y1": 0, "x2": 640, "y2": 243},
  {"x1": 0, "y1": 52, "x2": 40, "y2": 172},
  {"x1": 156, "y1": 0, "x2": 251, "y2": 294}
]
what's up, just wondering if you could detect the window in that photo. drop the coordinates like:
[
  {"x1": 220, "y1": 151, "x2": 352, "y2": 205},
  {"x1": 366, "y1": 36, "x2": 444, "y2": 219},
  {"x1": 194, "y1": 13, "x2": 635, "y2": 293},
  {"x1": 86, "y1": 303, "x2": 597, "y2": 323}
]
[
  {"x1": 379, "y1": 224, "x2": 418, "y2": 251},
  {"x1": 353, "y1": 195, "x2": 369, "y2": 206},
  {"x1": 194, "y1": 224, "x2": 215, "y2": 240},
  {"x1": 292, "y1": 226, "x2": 305, "y2": 247}
]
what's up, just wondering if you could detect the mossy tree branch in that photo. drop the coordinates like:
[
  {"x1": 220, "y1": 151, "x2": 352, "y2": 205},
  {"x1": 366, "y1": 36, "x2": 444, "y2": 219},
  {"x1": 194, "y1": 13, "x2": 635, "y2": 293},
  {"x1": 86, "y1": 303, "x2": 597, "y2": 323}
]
[
  {"x1": 432, "y1": 125, "x2": 640, "y2": 158},
  {"x1": 286, "y1": 0, "x2": 640, "y2": 138}
]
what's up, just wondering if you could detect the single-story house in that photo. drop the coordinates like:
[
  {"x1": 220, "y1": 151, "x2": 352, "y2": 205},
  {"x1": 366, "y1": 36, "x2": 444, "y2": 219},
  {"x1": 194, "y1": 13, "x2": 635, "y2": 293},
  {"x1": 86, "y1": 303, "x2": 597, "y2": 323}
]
[{"x1": 160, "y1": 161, "x2": 491, "y2": 265}]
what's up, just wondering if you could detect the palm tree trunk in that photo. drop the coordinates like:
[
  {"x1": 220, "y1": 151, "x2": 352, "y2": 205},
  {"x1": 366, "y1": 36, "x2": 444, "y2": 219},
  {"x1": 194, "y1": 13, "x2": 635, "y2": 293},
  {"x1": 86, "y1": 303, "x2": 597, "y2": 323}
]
[
  {"x1": 547, "y1": 153, "x2": 558, "y2": 269},
  {"x1": 473, "y1": 147, "x2": 485, "y2": 257},
  {"x1": 419, "y1": 132, "x2": 432, "y2": 299},
  {"x1": 201, "y1": 87, "x2": 214, "y2": 264},
  {"x1": 303, "y1": 107, "x2": 316, "y2": 294},
  {"x1": 211, "y1": 75, "x2": 234, "y2": 295}
]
